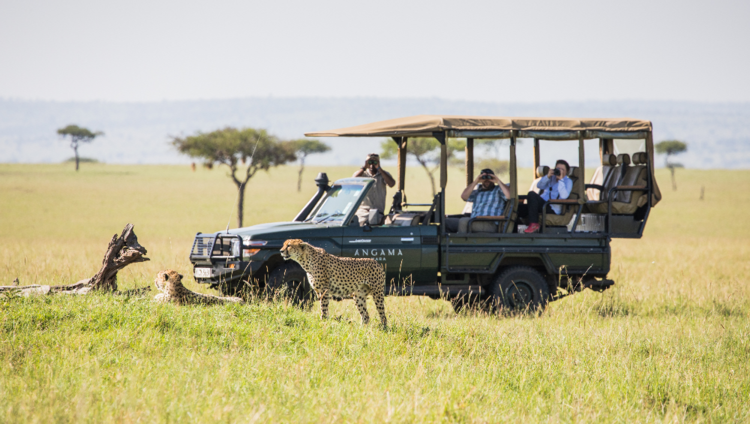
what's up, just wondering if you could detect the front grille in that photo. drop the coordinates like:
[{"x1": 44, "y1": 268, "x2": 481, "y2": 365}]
[
  {"x1": 190, "y1": 233, "x2": 241, "y2": 259},
  {"x1": 191, "y1": 235, "x2": 215, "y2": 258},
  {"x1": 211, "y1": 237, "x2": 236, "y2": 257}
]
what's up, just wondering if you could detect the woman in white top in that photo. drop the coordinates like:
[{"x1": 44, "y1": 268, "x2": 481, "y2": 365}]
[{"x1": 518, "y1": 159, "x2": 573, "y2": 233}]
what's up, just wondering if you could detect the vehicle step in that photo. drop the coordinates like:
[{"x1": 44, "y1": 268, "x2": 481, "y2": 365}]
[
  {"x1": 386, "y1": 284, "x2": 484, "y2": 297},
  {"x1": 583, "y1": 279, "x2": 615, "y2": 292}
]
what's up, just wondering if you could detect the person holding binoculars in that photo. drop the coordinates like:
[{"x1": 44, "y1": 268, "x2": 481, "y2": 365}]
[
  {"x1": 353, "y1": 153, "x2": 395, "y2": 225},
  {"x1": 518, "y1": 159, "x2": 572, "y2": 234},
  {"x1": 447, "y1": 168, "x2": 510, "y2": 233}
]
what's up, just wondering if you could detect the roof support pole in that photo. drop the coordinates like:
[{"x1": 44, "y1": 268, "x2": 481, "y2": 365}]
[
  {"x1": 578, "y1": 132, "x2": 585, "y2": 203},
  {"x1": 465, "y1": 138, "x2": 474, "y2": 186},
  {"x1": 533, "y1": 138, "x2": 540, "y2": 180},
  {"x1": 438, "y1": 135, "x2": 448, "y2": 190},
  {"x1": 509, "y1": 131, "x2": 518, "y2": 200},
  {"x1": 436, "y1": 131, "x2": 448, "y2": 239},
  {"x1": 394, "y1": 137, "x2": 407, "y2": 193}
]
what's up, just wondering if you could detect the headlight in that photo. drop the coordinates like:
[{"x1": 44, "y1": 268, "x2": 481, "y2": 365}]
[
  {"x1": 242, "y1": 238, "x2": 267, "y2": 258},
  {"x1": 231, "y1": 239, "x2": 241, "y2": 257}
]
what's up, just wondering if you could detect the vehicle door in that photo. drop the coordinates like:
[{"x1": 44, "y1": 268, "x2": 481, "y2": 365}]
[{"x1": 341, "y1": 225, "x2": 423, "y2": 286}]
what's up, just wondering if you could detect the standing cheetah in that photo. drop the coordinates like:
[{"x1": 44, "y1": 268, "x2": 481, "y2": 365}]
[{"x1": 280, "y1": 239, "x2": 387, "y2": 326}]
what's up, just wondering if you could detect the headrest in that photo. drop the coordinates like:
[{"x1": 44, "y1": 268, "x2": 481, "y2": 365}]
[
  {"x1": 568, "y1": 166, "x2": 580, "y2": 179},
  {"x1": 602, "y1": 154, "x2": 617, "y2": 166},
  {"x1": 632, "y1": 152, "x2": 648, "y2": 164},
  {"x1": 617, "y1": 153, "x2": 631, "y2": 166},
  {"x1": 535, "y1": 165, "x2": 549, "y2": 178}
]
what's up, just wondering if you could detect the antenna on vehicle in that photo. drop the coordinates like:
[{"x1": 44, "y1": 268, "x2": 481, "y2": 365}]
[{"x1": 225, "y1": 135, "x2": 262, "y2": 234}]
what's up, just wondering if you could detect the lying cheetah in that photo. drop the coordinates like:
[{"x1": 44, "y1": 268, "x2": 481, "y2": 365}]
[
  {"x1": 280, "y1": 239, "x2": 387, "y2": 326},
  {"x1": 154, "y1": 269, "x2": 243, "y2": 305}
]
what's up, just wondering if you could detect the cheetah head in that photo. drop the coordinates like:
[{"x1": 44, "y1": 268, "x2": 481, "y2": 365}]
[
  {"x1": 281, "y1": 239, "x2": 308, "y2": 262},
  {"x1": 155, "y1": 269, "x2": 184, "y2": 294}
]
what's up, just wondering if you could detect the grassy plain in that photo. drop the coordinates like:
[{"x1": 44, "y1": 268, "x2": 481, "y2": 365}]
[{"x1": 1, "y1": 163, "x2": 749, "y2": 423}]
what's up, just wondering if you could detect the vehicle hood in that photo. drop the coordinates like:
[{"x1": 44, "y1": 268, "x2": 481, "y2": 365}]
[{"x1": 208, "y1": 221, "x2": 338, "y2": 240}]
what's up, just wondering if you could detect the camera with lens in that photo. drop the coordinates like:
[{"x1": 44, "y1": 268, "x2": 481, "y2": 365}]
[
  {"x1": 553, "y1": 168, "x2": 561, "y2": 177},
  {"x1": 480, "y1": 174, "x2": 493, "y2": 180}
]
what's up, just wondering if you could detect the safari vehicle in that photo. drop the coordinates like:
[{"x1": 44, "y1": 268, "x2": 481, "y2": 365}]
[{"x1": 188, "y1": 116, "x2": 662, "y2": 311}]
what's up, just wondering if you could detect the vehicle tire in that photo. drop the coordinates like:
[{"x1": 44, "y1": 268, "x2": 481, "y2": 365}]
[
  {"x1": 266, "y1": 262, "x2": 315, "y2": 307},
  {"x1": 489, "y1": 266, "x2": 550, "y2": 313}
]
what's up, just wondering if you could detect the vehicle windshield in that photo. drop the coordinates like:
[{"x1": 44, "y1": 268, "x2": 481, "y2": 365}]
[{"x1": 308, "y1": 183, "x2": 368, "y2": 225}]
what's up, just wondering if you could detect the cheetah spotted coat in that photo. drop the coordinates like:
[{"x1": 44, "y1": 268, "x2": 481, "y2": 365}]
[
  {"x1": 280, "y1": 239, "x2": 387, "y2": 326},
  {"x1": 154, "y1": 269, "x2": 243, "y2": 305}
]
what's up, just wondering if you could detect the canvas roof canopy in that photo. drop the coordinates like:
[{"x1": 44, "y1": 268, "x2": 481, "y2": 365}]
[
  {"x1": 305, "y1": 115, "x2": 653, "y2": 139},
  {"x1": 306, "y1": 114, "x2": 661, "y2": 209}
]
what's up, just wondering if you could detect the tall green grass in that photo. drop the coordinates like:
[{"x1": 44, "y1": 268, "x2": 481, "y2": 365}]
[{"x1": 0, "y1": 163, "x2": 748, "y2": 423}]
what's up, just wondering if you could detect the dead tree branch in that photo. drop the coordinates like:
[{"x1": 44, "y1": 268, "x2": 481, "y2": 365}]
[{"x1": 1, "y1": 223, "x2": 151, "y2": 297}]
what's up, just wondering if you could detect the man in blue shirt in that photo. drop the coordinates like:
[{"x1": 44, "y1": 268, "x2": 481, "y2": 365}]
[
  {"x1": 518, "y1": 159, "x2": 573, "y2": 233},
  {"x1": 447, "y1": 168, "x2": 510, "y2": 233}
]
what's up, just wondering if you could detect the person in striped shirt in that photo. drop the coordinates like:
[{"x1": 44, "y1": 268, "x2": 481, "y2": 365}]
[{"x1": 450, "y1": 168, "x2": 510, "y2": 233}]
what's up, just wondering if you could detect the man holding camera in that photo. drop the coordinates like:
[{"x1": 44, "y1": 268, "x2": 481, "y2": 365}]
[
  {"x1": 353, "y1": 153, "x2": 395, "y2": 225},
  {"x1": 518, "y1": 159, "x2": 573, "y2": 233},
  {"x1": 447, "y1": 168, "x2": 510, "y2": 233}
]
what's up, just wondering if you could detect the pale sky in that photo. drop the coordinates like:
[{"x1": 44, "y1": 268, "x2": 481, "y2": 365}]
[{"x1": 1, "y1": 0, "x2": 749, "y2": 103}]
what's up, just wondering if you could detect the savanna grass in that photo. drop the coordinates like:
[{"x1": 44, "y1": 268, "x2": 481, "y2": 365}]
[{"x1": 0, "y1": 163, "x2": 748, "y2": 423}]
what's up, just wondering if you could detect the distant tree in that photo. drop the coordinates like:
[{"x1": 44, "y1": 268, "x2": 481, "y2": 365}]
[
  {"x1": 172, "y1": 127, "x2": 297, "y2": 228},
  {"x1": 449, "y1": 138, "x2": 516, "y2": 174},
  {"x1": 381, "y1": 137, "x2": 465, "y2": 197},
  {"x1": 656, "y1": 140, "x2": 688, "y2": 190},
  {"x1": 476, "y1": 158, "x2": 509, "y2": 176},
  {"x1": 57, "y1": 125, "x2": 104, "y2": 171},
  {"x1": 290, "y1": 139, "x2": 331, "y2": 191},
  {"x1": 476, "y1": 138, "x2": 513, "y2": 158}
]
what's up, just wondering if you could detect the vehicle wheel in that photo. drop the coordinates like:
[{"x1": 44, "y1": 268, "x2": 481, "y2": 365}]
[
  {"x1": 489, "y1": 266, "x2": 550, "y2": 312},
  {"x1": 266, "y1": 262, "x2": 315, "y2": 307}
]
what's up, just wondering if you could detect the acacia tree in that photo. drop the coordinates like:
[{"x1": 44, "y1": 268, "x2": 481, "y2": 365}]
[
  {"x1": 290, "y1": 139, "x2": 331, "y2": 191},
  {"x1": 381, "y1": 137, "x2": 465, "y2": 197},
  {"x1": 467, "y1": 139, "x2": 512, "y2": 176},
  {"x1": 655, "y1": 140, "x2": 688, "y2": 191},
  {"x1": 172, "y1": 127, "x2": 297, "y2": 228},
  {"x1": 57, "y1": 125, "x2": 104, "y2": 171}
]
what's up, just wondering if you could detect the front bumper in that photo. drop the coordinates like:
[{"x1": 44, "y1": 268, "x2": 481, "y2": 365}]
[{"x1": 192, "y1": 260, "x2": 264, "y2": 286}]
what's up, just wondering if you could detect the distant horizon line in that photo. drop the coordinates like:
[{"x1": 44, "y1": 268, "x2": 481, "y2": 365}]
[
  {"x1": 1, "y1": 96, "x2": 749, "y2": 106},
  {"x1": 0, "y1": 162, "x2": 739, "y2": 171}
]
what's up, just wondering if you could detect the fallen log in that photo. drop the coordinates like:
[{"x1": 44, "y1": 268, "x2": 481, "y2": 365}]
[
  {"x1": 0, "y1": 223, "x2": 151, "y2": 296},
  {"x1": 154, "y1": 269, "x2": 243, "y2": 305}
]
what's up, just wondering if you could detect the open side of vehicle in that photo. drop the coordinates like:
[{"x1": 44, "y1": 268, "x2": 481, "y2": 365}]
[{"x1": 188, "y1": 115, "x2": 662, "y2": 311}]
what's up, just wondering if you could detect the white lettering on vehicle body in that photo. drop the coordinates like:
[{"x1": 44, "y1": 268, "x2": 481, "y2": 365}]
[{"x1": 353, "y1": 248, "x2": 403, "y2": 262}]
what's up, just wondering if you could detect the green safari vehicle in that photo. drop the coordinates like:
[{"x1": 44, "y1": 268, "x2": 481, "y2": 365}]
[{"x1": 188, "y1": 115, "x2": 662, "y2": 311}]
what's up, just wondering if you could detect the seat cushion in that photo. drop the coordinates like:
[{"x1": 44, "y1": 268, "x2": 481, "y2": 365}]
[{"x1": 385, "y1": 212, "x2": 422, "y2": 226}]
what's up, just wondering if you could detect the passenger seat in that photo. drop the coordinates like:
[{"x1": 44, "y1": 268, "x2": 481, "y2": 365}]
[
  {"x1": 586, "y1": 154, "x2": 617, "y2": 201},
  {"x1": 385, "y1": 212, "x2": 423, "y2": 226},
  {"x1": 586, "y1": 153, "x2": 628, "y2": 208},
  {"x1": 587, "y1": 153, "x2": 648, "y2": 215}
]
